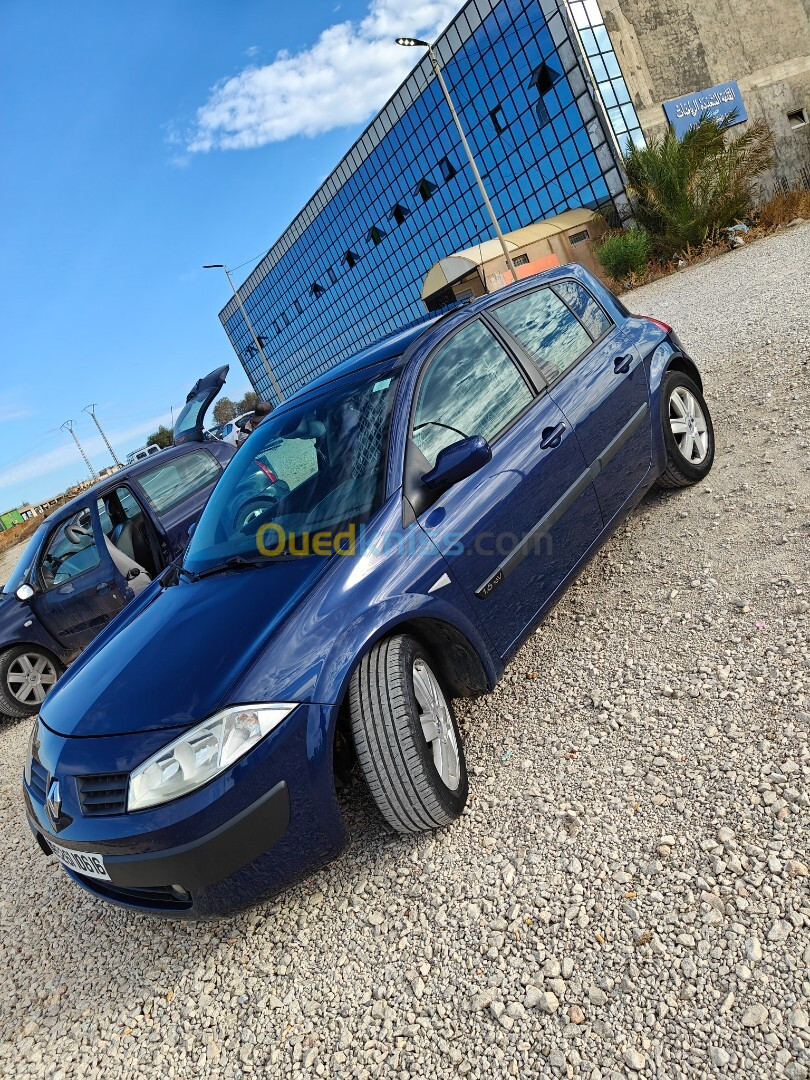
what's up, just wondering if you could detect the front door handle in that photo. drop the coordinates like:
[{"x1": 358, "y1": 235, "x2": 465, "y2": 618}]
[
  {"x1": 540, "y1": 422, "x2": 566, "y2": 450},
  {"x1": 96, "y1": 583, "x2": 110, "y2": 596},
  {"x1": 614, "y1": 353, "x2": 633, "y2": 374}
]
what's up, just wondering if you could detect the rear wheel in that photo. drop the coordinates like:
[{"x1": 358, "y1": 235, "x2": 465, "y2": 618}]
[
  {"x1": 657, "y1": 371, "x2": 715, "y2": 489},
  {"x1": 348, "y1": 634, "x2": 468, "y2": 834},
  {"x1": 0, "y1": 645, "x2": 63, "y2": 718}
]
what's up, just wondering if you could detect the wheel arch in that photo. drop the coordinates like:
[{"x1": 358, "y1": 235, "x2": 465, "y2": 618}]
[
  {"x1": 0, "y1": 639, "x2": 65, "y2": 669},
  {"x1": 665, "y1": 354, "x2": 703, "y2": 393},
  {"x1": 330, "y1": 614, "x2": 495, "y2": 786}
]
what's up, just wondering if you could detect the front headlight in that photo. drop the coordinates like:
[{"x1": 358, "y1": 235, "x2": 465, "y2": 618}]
[{"x1": 128, "y1": 703, "x2": 296, "y2": 812}]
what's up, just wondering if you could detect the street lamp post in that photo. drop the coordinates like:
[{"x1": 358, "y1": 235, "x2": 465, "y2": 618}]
[
  {"x1": 396, "y1": 37, "x2": 519, "y2": 284},
  {"x1": 203, "y1": 264, "x2": 285, "y2": 403}
]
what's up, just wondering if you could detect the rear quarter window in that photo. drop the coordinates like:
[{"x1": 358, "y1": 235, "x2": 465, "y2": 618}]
[
  {"x1": 551, "y1": 280, "x2": 612, "y2": 340},
  {"x1": 136, "y1": 450, "x2": 222, "y2": 514}
]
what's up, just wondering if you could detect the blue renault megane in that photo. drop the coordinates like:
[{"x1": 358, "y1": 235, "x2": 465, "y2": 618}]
[{"x1": 23, "y1": 266, "x2": 714, "y2": 917}]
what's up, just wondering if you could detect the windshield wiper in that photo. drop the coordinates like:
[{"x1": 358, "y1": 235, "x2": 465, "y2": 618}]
[
  {"x1": 181, "y1": 552, "x2": 302, "y2": 582},
  {"x1": 181, "y1": 555, "x2": 267, "y2": 582}
]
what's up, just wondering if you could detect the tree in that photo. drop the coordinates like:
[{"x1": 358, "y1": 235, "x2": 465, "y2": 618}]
[
  {"x1": 146, "y1": 425, "x2": 173, "y2": 449},
  {"x1": 213, "y1": 397, "x2": 237, "y2": 424},
  {"x1": 236, "y1": 391, "x2": 258, "y2": 415},
  {"x1": 623, "y1": 113, "x2": 773, "y2": 256}
]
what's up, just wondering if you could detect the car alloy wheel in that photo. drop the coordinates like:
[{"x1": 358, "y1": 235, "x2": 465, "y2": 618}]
[
  {"x1": 669, "y1": 386, "x2": 709, "y2": 465},
  {"x1": 6, "y1": 651, "x2": 58, "y2": 706},
  {"x1": 412, "y1": 658, "x2": 461, "y2": 791}
]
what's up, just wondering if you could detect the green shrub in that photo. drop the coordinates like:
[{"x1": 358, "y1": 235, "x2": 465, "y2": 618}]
[
  {"x1": 624, "y1": 114, "x2": 773, "y2": 256},
  {"x1": 595, "y1": 227, "x2": 652, "y2": 279}
]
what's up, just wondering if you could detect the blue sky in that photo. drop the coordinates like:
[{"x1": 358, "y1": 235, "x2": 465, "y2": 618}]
[{"x1": 0, "y1": 0, "x2": 460, "y2": 510}]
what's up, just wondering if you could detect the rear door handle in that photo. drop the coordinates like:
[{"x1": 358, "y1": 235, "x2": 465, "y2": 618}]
[
  {"x1": 96, "y1": 583, "x2": 110, "y2": 595},
  {"x1": 614, "y1": 353, "x2": 633, "y2": 374},
  {"x1": 540, "y1": 422, "x2": 566, "y2": 450}
]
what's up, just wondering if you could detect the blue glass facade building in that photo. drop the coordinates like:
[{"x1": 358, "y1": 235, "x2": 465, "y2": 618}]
[{"x1": 219, "y1": 0, "x2": 642, "y2": 401}]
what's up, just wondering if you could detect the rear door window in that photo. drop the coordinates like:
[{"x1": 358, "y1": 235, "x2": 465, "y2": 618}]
[
  {"x1": 490, "y1": 286, "x2": 594, "y2": 384},
  {"x1": 137, "y1": 450, "x2": 222, "y2": 513},
  {"x1": 551, "y1": 280, "x2": 612, "y2": 340}
]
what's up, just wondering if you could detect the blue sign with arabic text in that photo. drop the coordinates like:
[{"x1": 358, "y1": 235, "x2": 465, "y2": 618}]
[{"x1": 662, "y1": 80, "x2": 747, "y2": 139}]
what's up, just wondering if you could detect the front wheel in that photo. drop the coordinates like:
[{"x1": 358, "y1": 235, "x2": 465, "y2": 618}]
[
  {"x1": 348, "y1": 634, "x2": 468, "y2": 834},
  {"x1": 657, "y1": 370, "x2": 715, "y2": 489},
  {"x1": 0, "y1": 645, "x2": 64, "y2": 718}
]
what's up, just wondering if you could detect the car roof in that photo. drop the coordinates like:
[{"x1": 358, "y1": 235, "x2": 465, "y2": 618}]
[
  {"x1": 281, "y1": 319, "x2": 441, "y2": 405},
  {"x1": 42, "y1": 445, "x2": 202, "y2": 524},
  {"x1": 266, "y1": 265, "x2": 605, "y2": 420}
]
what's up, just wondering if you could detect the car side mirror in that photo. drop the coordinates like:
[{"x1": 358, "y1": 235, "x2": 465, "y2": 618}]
[
  {"x1": 421, "y1": 435, "x2": 492, "y2": 492},
  {"x1": 16, "y1": 584, "x2": 35, "y2": 601},
  {"x1": 188, "y1": 522, "x2": 197, "y2": 539}
]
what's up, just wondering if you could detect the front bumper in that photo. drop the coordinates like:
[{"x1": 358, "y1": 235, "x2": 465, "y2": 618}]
[{"x1": 24, "y1": 703, "x2": 348, "y2": 918}]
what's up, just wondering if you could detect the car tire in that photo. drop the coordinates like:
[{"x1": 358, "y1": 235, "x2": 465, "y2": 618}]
[
  {"x1": 348, "y1": 634, "x2": 468, "y2": 834},
  {"x1": 657, "y1": 370, "x2": 715, "y2": 489},
  {"x1": 0, "y1": 645, "x2": 63, "y2": 719}
]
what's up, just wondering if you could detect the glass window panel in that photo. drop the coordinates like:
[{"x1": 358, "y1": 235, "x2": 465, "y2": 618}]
[
  {"x1": 137, "y1": 450, "x2": 222, "y2": 514},
  {"x1": 552, "y1": 280, "x2": 611, "y2": 338},
  {"x1": 412, "y1": 321, "x2": 533, "y2": 466},
  {"x1": 40, "y1": 509, "x2": 100, "y2": 589},
  {"x1": 570, "y1": 1, "x2": 589, "y2": 29},
  {"x1": 492, "y1": 287, "x2": 593, "y2": 383}
]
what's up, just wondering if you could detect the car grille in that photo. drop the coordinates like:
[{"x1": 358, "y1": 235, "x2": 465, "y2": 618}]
[
  {"x1": 76, "y1": 774, "x2": 129, "y2": 816},
  {"x1": 29, "y1": 758, "x2": 48, "y2": 802}
]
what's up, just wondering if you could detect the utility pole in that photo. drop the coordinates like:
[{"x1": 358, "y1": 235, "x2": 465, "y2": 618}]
[
  {"x1": 203, "y1": 264, "x2": 285, "y2": 403},
  {"x1": 62, "y1": 421, "x2": 98, "y2": 481},
  {"x1": 83, "y1": 404, "x2": 122, "y2": 467}
]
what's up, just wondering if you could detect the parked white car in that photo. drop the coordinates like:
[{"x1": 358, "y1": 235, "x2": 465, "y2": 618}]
[
  {"x1": 220, "y1": 413, "x2": 253, "y2": 447},
  {"x1": 125, "y1": 443, "x2": 161, "y2": 465}
]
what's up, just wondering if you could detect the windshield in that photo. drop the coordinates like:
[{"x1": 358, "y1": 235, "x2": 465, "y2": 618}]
[
  {"x1": 2, "y1": 524, "x2": 47, "y2": 594},
  {"x1": 184, "y1": 371, "x2": 400, "y2": 573}
]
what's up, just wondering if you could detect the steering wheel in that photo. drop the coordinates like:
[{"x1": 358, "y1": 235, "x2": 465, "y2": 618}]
[{"x1": 65, "y1": 522, "x2": 92, "y2": 546}]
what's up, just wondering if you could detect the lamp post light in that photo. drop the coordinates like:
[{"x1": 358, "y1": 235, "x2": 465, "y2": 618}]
[
  {"x1": 203, "y1": 263, "x2": 285, "y2": 403},
  {"x1": 395, "y1": 36, "x2": 519, "y2": 284}
]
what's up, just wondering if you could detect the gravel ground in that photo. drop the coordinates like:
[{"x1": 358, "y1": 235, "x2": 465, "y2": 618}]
[
  {"x1": 1, "y1": 225, "x2": 808, "y2": 1079},
  {"x1": 0, "y1": 541, "x2": 29, "y2": 587}
]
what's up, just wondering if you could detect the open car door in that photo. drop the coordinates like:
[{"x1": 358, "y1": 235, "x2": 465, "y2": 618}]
[{"x1": 173, "y1": 364, "x2": 229, "y2": 445}]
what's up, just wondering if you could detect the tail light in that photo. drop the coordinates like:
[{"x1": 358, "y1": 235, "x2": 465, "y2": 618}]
[
  {"x1": 644, "y1": 316, "x2": 672, "y2": 333},
  {"x1": 254, "y1": 459, "x2": 278, "y2": 483}
]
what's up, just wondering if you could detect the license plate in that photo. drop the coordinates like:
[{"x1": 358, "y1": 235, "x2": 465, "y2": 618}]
[{"x1": 50, "y1": 841, "x2": 110, "y2": 881}]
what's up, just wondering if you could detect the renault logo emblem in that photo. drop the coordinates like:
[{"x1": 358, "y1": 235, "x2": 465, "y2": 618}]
[{"x1": 46, "y1": 779, "x2": 62, "y2": 823}]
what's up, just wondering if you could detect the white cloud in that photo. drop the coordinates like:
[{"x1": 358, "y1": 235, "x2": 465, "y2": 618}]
[
  {"x1": 0, "y1": 412, "x2": 173, "y2": 500},
  {"x1": 0, "y1": 401, "x2": 33, "y2": 423},
  {"x1": 186, "y1": 0, "x2": 462, "y2": 152}
]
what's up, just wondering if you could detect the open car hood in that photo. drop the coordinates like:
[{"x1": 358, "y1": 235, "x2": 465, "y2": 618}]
[{"x1": 173, "y1": 364, "x2": 229, "y2": 445}]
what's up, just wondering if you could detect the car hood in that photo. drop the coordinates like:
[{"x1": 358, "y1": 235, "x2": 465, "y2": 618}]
[{"x1": 40, "y1": 556, "x2": 329, "y2": 738}]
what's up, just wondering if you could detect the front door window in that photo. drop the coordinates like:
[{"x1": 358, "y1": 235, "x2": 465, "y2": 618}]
[
  {"x1": 412, "y1": 320, "x2": 534, "y2": 467},
  {"x1": 39, "y1": 509, "x2": 99, "y2": 590}
]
